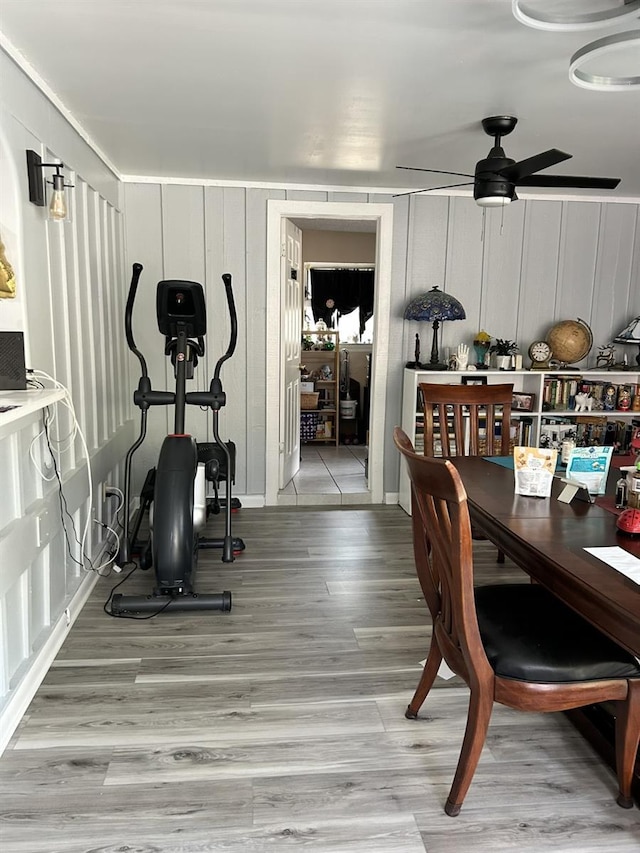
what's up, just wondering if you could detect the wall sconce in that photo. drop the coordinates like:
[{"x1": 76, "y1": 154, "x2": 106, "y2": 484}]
[{"x1": 26, "y1": 150, "x2": 74, "y2": 222}]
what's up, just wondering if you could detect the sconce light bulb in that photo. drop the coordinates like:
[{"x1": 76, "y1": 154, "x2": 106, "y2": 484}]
[
  {"x1": 49, "y1": 190, "x2": 67, "y2": 221},
  {"x1": 48, "y1": 172, "x2": 67, "y2": 221}
]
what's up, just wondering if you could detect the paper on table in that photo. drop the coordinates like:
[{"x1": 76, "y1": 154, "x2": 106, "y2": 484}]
[{"x1": 583, "y1": 547, "x2": 640, "y2": 584}]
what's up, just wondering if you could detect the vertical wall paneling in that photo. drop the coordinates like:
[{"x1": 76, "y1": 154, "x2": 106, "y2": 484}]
[
  {"x1": 591, "y1": 204, "x2": 637, "y2": 347},
  {"x1": 405, "y1": 195, "x2": 449, "y2": 363},
  {"x1": 122, "y1": 184, "x2": 166, "y2": 490},
  {"x1": 441, "y1": 197, "x2": 484, "y2": 349},
  {"x1": 204, "y1": 186, "x2": 249, "y2": 493},
  {"x1": 99, "y1": 198, "x2": 117, "y2": 439},
  {"x1": 516, "y1": 200, "x2": 563, "y2": 347},
  {"x1": 629, "y1": 212, "x2": 640, "y2": 316},
  {"x1": 327, "y1": 192, "x2": 369, "y2": 203},
  {"x1": 64, "y1": 176, "x2": 89, "y2": 463},
  {"x1": 0, "y1": 60, "x2": 127, "y2": 752},
  {"x1": 480, "y1": 202, "x2": 526, "y2": 345},
  {"x1": 74, "y1": 180, "x2": 99, "y2": 451},
  {"x1": 46, "y1": 219, "x2": 77, "y2": 470},
  {"x1": 87, "y1": 190, "x2": 109, "y2": 444},
  {"x1": 220, "y1": 187, "x2": 248, "y2": 494},
  {"x1": 285, "y1": 190, "x2": 329, "y2": 202},
  {"x1": 161, "y1": 184, "x2": 207, "y2": 440},
  {"x1": 556, "y1": 202, "x2": 601, "y2": 323},
  {"x1": 105, "y1": 205, "x2": 126, "y2": 432}
]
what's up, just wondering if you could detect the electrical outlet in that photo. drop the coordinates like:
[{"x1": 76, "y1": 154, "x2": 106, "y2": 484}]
[{"x1": 102, "y1": 484, "x2": 119, "y2": 501}]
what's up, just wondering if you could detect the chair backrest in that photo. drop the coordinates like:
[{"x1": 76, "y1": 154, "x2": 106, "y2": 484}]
[
  {"x1": 419, "y1": 382, "x2": 514, "y2": 457},
  {"x1": 393, "y1": 426, "x2": 493, "y2": 683}
]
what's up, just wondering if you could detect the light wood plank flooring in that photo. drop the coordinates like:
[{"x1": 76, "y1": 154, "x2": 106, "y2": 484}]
[{"x1": 1, "y1": 505, "x2": 638, "y2": 852}]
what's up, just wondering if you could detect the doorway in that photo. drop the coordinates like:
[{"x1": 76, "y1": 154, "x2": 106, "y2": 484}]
[{"x1": 265, "y1": 200, "x2": 393, "y2": 506}]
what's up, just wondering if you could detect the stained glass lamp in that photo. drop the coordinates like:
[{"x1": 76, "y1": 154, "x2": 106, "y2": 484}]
[
  {"x1": 404, "y1": 286, "x2": 466, "y2": 370},
  {"x1": 614, "y1": 316, "x2": 640, "y2": 367}
]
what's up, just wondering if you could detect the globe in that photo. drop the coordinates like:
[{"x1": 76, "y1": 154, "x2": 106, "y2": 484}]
[{"x1": 546, "y1": 319, "x2": 593, "y2": 366}]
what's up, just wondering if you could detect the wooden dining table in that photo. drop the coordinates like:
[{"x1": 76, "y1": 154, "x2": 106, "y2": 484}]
[
  {"x1": 449, "y1": 455, "x2": 640, "y2": 797},
  {"x1": 448, "y1": 455, "x2": 640, "y2": 655}
]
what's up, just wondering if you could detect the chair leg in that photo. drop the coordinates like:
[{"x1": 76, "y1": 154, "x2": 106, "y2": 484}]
[
  {"x1": 406, "y1": 639, "x2": 442, "y2": 719},
  {"x1": 615, "y1": 680, "x2": 640, "y2": 809},
  {"x1": 496, "y1": 549, "x2": 505, "y2": 564},
  {"x1": 445, "y1": 688, "x2": 493, "y2": 817}
]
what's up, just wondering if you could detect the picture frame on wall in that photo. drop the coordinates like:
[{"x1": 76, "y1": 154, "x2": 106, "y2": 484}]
[
  {"x1": 461, "y1": 375, "x2": 487, "y2": 386},
  {"x1": 512, "y1": 392, "x2": 535, "y2": 412}
]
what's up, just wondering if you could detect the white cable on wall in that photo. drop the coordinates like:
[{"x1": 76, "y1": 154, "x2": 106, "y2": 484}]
[{"x1": 28, "y1": 369, "x2": 117, "y2": 574}]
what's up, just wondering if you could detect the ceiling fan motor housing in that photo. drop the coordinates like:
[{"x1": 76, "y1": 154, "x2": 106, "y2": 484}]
[{"x1": 474, "y1": 150, "x2": 516, "y2": 203}]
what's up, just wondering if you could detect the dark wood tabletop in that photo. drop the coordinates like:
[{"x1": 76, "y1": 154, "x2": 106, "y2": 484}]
[{"x1": 449, "y1": 456, "x2": 640, "y2": 657}]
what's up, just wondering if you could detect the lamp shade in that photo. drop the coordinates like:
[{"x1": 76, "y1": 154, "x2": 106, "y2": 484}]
[
  {"x1": 614, "y1": 316, "x2": 640, "y2": 344},
  {"x1": 404, "y1": 287, "x2": 466, "y2": 322},
  {"x1": 614, "y1": 316, "x2": 640, "y2": 366}
]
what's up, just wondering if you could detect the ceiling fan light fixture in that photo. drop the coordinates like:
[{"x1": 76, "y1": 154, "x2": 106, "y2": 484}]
[
  {"x1": 475, "y1": 195, "x2": 513, "y2": 208},
  {"x1": 512, "y1": 0, "x2": 640, "y2": 31},
  {"x1": 569, "y1": 30, "x2": 640, "y2": 90}
]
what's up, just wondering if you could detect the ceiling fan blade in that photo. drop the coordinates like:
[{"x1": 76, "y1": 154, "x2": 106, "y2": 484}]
[
  {"x1": 516, "y1": 175, "x2": 621, "y2": 189},
  {"x1": 497, "y1": 149, "x2": 572, "y2": 182},
  {"x1": 396, "y1": 165, "x2": 475, "y2": 179},
  {"x1": 393, "y1": 181, "x2": 474, "y2": 198}
]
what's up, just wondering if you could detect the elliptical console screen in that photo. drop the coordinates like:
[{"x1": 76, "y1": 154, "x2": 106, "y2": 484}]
[{"x1": 157, "y1": 280, "x2": 207, "y2": 338}]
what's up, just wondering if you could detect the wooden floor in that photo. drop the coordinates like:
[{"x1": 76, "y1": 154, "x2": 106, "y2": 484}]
[{"x1": 1, "y1": 505, "x2": 638, "y2": 852}]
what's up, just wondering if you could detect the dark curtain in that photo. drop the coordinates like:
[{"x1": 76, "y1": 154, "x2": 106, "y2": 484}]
[{"x1": 310, "y1": 268, "x2": 374, "y2": 335}]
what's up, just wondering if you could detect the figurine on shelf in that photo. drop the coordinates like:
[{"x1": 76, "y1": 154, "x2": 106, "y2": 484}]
[
  {"x1": 406, "y1": 333, "x2": 422, "y2": 369},
  {"x1": 603, "y1": 384, "x2": 617, "y2": 411},
  {"x1": 456, "y1": 343, "x2": 469, "y2": 371},
  {"x1": 596, "y1": 343, "x2": 616, "y2": 369},
  {"x1": 574, "y1": 392, "x2": 593, "y2": 412}
]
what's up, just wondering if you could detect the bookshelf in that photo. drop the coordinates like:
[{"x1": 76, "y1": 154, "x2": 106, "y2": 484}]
[
  {"x1": 398, "y1": 367, "x2": 640, "y2": 513},
  {"x1": 300, "y1": 330, "x2": 340, "y2": 446}
]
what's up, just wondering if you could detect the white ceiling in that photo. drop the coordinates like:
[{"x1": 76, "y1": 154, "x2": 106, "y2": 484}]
[{"x1": 2, "y1": 0, "x2": 639, "y2": 200}]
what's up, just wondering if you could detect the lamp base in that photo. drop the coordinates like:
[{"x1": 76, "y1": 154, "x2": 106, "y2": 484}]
[{"x1": 405, "y1": 361, "x2": 423, "y2": 369}]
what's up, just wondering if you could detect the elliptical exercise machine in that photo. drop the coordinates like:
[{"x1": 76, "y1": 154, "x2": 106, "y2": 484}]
[{"x1": 112, "y1": 263, "x2": 242, "y2": 615}]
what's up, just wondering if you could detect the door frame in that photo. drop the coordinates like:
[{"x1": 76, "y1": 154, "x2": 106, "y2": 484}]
[{"x1": 265, "y1": 199, "x2": 393, "y2": 505}]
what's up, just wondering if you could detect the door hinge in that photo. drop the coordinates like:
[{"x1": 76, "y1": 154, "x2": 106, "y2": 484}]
[{"x1": 281, "y1": 243, "x2": 286, "y2": 258}]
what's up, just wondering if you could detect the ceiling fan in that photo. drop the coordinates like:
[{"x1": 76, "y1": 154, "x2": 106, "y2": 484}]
[{"x1": 396, "y1": 116, "x2": 621, "y2": 206}]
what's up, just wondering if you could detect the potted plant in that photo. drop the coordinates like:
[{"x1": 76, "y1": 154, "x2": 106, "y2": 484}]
[{"x1": 490, "y1": 338, "x2": 518, "y2": 370}]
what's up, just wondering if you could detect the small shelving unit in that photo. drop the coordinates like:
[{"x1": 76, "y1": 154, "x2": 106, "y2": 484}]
[
  {"x1": 399, "y1": 367, "x2": 640, "y2": 513},
  {"x1": 300, "y1": 330, "x2": 340, "y2": 445}
]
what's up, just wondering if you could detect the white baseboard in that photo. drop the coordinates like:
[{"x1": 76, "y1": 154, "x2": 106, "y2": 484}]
[
  {"x1": 236, "y1": 494, "x2": 266, "y2": 508},
  {"x1": 0, "y1": 567, "x2": 99, "y2": 756}
]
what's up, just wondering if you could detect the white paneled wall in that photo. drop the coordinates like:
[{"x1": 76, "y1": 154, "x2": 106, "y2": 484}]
[
  {"x1": 0, "y1": 50, "x2": 130, "y2": 751},
  {"x1": 124, "y1": 185, "x2": 639, "y2": 500}
]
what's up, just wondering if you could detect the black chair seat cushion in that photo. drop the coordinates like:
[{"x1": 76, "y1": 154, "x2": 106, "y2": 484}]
[{"x1": 475, "y1": 584, "x2": 640, "y2": 683}]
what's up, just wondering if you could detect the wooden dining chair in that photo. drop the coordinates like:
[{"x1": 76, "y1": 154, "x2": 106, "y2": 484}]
[
  {"x1": 419, "y1": 381, "x2": 514, "y2": 562},
  {"x1": 394, "y1": 426, "x2": 640, "y2": 817},
  {"x1": 418, "y1": 381, "x2": 514, "y2": 458}
]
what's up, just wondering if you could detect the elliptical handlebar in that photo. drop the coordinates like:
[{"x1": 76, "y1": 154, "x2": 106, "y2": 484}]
[
  {"x1": 214, "y1": 273, "x2": 238, "y2": 381},
  {"x1": 125, "y1": 262, "x2": 148, "y2": 378}
]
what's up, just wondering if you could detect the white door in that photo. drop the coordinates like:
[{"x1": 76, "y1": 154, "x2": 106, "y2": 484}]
[{"x1": 279, "y1": 218, "x2": 303, "y2": 489}]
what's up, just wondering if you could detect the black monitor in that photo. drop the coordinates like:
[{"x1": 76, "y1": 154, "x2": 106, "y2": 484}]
[{"x1": 156, "y1": 280, "x2": 206, "y2": 338}]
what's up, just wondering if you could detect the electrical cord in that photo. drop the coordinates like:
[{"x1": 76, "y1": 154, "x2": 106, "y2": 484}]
[
  {"x1": 28, "y1": 370, "x2": 120, "y2": 577},
  {"x1": 102, "y1": 562, "x2": 176, "y2": 620}
]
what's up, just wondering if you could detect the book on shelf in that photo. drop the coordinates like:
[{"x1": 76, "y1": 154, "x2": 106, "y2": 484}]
[{"x1": 542, "y1": 375, "x2": 639, "y2": 413}]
